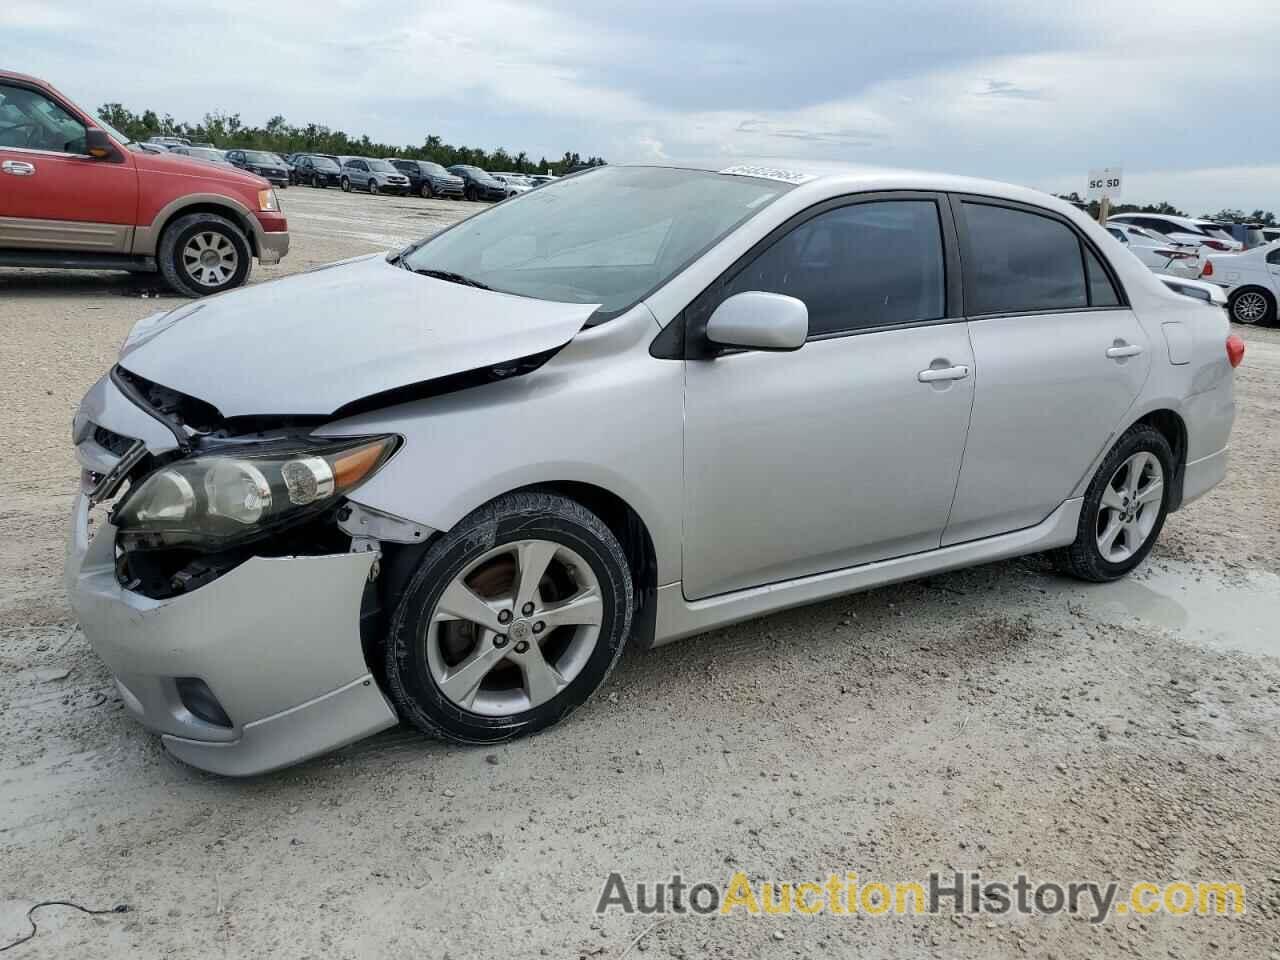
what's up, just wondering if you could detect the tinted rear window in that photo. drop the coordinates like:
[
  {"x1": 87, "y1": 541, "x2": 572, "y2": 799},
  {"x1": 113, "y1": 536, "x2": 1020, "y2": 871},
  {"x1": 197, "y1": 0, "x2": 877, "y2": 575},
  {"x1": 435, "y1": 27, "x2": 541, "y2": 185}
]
[{"x1": 963, "y1": 203, "x2": 1087, "y2": 314}]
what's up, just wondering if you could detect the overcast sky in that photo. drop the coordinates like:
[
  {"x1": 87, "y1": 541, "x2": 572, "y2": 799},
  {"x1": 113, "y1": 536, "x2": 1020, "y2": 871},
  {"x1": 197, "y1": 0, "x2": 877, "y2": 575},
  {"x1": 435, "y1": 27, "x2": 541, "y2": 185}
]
[{"x1": 5, "y1": 0, "x2": 1277, "y2": 215}]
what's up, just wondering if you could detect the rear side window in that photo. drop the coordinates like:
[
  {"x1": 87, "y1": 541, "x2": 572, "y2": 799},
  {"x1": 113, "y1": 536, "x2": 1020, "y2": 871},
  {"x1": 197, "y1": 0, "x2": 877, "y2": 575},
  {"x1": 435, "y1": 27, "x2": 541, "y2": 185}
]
[
  {"x1": 723, "y1": 200, "x2": 946, "y2": 337},
  {"x1": 962, "y1": 203, "x2": 1088, "y2": 314},
  {"x1": 1085, "y1": 248, "x2": 1120, "y2": 306},
  {"x1": 1267, "y1": 247, "x2": 1280, "y2": 266}
]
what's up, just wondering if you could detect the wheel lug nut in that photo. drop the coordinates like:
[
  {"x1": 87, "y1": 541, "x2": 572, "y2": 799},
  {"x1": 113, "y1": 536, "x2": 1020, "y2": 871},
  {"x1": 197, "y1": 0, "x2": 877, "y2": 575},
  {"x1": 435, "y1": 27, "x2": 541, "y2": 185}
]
[
  {"x1": 493, "y1": 634, "x2": 509, "y2": 647},
  {"x1": 498, "y1": 609, "x2": 512, "y2": 624},
  {"x1": 532, "y1": 621, "x2": 545, "y2": 634},
  {"x1": 522, "y1": 602, "x2": 535, "y2": 616},
  {"x1": 514, "y1": 640, "x2": 530, "y2": 654}
]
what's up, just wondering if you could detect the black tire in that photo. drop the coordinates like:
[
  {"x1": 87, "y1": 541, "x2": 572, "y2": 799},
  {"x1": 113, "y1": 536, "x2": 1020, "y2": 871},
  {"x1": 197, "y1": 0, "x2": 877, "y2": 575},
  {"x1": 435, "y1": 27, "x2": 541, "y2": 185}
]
[
  {"x1": 340, "y1": 176, "x2": 351, "y2": 192},
  {"x1": 368, "y1": 179, "x2": 379, "y2": 195},
  {"x1": 157, "y1": 212, "x2": 252, "y2": 298},
  {"x1": 420, "y1": 182, "x2": 433, "y2": 199},
  {"x1": 465, "y1": 185, "x2": 478, "y2": 201},
  {"x1": 312, "y1": 174, "x2": 324, "y2": 189},
  {"x1": 386, "y1": 492, "x2": 634, "y2": 744},
  {"x1": 1228, "y1": 287, "x2": 1276, "y2": 326},
  {"x1": 1053, "y1": 424, "x2": 1175, "y2": 582}
]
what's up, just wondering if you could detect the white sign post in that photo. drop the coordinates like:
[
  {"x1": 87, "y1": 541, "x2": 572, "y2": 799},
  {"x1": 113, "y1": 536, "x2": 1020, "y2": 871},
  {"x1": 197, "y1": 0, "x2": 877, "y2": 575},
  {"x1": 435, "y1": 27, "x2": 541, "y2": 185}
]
[{"x1": 1087, "y1": 167, "x2": 1123, "y2": 224}]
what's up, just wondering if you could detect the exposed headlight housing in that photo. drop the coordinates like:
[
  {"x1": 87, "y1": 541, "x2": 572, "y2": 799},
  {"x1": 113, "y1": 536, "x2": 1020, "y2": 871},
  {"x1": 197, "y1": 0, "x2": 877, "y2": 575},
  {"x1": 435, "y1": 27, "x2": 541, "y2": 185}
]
[
  {"x1": 258, "y1": 188, "x2": 280, "y2": 212},
  {"x1": 114, "y1": 435, "x2": 397, "y2": 550}
]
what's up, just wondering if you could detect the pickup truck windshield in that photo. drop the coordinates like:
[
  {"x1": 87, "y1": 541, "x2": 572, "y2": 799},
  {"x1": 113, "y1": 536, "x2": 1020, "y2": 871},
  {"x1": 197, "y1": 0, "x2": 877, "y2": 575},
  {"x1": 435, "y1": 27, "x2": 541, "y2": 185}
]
[{"x1": 402, "y1": 166, "x2": 790, "y2": 317}]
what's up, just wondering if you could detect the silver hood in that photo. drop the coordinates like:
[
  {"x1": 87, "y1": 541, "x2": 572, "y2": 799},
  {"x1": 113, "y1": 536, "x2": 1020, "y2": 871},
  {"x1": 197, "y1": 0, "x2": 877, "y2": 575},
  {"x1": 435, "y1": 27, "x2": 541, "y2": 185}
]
[{"x1": 118, "y1": 254, "x2": 598, "y2": 417}]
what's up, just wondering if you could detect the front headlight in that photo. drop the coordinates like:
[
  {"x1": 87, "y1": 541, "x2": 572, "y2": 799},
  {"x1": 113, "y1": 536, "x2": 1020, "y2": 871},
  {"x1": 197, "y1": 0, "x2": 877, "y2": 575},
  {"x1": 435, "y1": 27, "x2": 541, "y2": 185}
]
[
  {"x1": 115, "y1": 435, "x2": 396, "y2": 550},
  {"x1": 258, "y1": 188, "x2": 280, "y2": 212}
]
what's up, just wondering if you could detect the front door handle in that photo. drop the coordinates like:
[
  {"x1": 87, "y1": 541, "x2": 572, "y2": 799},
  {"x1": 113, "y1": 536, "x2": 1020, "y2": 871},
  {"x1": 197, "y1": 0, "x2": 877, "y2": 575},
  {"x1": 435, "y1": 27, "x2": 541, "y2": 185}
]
[
  {"x1": 1106, "y1": 343, "x2": 1144, "y2": 359},
  {"x1": 917, "y1": 364, "x2": 970, "y2": 383},
  {"x1": 1, "y1": 160, "x2": 35, "y2": 176}
]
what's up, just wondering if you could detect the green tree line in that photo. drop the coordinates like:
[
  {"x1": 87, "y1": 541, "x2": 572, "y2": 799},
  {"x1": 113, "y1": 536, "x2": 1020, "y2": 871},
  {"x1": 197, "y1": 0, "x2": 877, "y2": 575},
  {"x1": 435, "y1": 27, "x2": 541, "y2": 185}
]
[
  {"x1": 1057, "y1": 192, "x2": 1276, "y2": 225},
  {"x1": 97, "y1": 104, "x2": 606, "y2": 175}
]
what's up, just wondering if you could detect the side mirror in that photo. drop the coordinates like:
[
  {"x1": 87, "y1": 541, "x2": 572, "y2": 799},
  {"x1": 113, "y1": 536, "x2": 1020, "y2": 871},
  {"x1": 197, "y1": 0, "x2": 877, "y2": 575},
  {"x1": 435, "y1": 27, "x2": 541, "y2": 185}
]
[
  {"x1": 706, "y1": 291, "x2": 808, "y2": 352},
  {"x1": 85, "y1": 128, "x2": 114, "y2": 159}
]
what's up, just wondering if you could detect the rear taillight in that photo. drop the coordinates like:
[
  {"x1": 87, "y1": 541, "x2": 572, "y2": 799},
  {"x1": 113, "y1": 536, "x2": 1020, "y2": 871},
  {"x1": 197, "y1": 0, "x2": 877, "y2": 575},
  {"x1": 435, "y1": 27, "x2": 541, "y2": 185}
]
[
  {"x1": 1203, "y1": 239, "x2": 1230, "y2": 251},
  {"x1": 1226, "y1": 335, "x2": 1245, "y2": 368},
  {"x1": 1158, "y1": 250, "x2": 1196, "y2": 260},
  {"x1": 1200, "y1": 259, "x2": 1214, "y2": 278}
]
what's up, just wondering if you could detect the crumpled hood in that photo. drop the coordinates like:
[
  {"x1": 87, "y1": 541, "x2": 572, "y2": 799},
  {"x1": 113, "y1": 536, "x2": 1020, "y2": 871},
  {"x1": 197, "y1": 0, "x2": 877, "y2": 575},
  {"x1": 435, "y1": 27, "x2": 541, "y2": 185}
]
[{"x1": 119, "y1": 254, "x2": 598, "y2": 417}]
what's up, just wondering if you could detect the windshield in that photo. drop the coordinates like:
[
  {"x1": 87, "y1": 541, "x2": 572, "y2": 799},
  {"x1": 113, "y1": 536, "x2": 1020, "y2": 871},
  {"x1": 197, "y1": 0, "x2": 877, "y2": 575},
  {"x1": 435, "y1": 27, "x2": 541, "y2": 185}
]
[
  {"x1": 367, "y1": 159, "x2": 395, "y2": 172},
  {"x1": 185, "y1": 148, "x2": 223, "y2": 162},
  {"x1": 403, "y1": 166, "x2": 791, "y2": 316},
  {"x1": 422, "y1": 162, "x2": 448, "y2": 176},
  {"x1": 312, "y1": 156, "x2": 340, "y2": 172},
  {"x1": 243, "y1": 150, "x2": 278, "y2": 164}
]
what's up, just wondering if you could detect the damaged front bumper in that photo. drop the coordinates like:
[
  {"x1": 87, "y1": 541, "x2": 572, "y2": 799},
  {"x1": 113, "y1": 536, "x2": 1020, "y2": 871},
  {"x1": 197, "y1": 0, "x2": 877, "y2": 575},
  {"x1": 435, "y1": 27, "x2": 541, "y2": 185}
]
[{"x1": 65, "y1": 493, "x2": 399, "y2": 777}]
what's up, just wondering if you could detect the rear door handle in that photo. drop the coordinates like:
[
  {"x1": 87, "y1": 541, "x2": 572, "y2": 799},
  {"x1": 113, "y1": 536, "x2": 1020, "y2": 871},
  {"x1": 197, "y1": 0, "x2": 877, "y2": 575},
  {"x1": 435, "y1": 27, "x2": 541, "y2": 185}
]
[
  {"x1": 1, "y1": 160, "x2": 35, "y2": 176},
  {"x1": 917, "y1": 364, "x2": 970, "y2": 383},
  {"x1": 1106, "y1": 343, "x2": 1144, "y2": 359}
]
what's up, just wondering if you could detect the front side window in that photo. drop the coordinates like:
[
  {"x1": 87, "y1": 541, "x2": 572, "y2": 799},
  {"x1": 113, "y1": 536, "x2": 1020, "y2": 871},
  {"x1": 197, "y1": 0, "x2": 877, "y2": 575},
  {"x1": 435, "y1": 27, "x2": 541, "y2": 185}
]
[
  {"x1": 963, "y1": 202, "x2": 1088, "y2": 314},
  {"x1": 722, "y1": 200, "x2": 946, "y2": 337},
  {"x1": 0, "y1": 83, "x2": 87, "y2": 153},
  {"x1": 402, "y1": 166, "x2": 790, "y2": 317}
]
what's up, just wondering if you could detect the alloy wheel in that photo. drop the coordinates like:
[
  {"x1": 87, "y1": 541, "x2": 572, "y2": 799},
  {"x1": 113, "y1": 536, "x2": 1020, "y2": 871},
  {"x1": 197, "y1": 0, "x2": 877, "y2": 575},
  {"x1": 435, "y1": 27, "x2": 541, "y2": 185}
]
[
  {"x1": 424, "y1": 539, "x2": 603, "y2": 716},
  {"x1": 181, "y1": 231, "x2": 239, "y2": 288},
  {"x1": 1095, "y1": 451, "x2": 1164, "y2": 563},
  {"x1": 1233, "y1": 291, "x2": 1269, "y2": 324}
]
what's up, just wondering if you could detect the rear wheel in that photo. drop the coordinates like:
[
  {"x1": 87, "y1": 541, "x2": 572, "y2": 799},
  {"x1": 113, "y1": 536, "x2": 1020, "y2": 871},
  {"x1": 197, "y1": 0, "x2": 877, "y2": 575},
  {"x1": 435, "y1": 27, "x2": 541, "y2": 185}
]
[
  {"x1": 1229, "y1": 288, "x2": 1276, "y2": 326},
  {"x1": 386, "y1": 492, "x2": 633, "y2": 744},
  {"x1": 1054, "y1": 424, "x2": 1174, "y2": 582},
  {"x1": 340, "y1": 176, "x2": 351, "y2": 192},
  {"x1": 158, "y1": 212, "x2": 252, "y2": 298}
]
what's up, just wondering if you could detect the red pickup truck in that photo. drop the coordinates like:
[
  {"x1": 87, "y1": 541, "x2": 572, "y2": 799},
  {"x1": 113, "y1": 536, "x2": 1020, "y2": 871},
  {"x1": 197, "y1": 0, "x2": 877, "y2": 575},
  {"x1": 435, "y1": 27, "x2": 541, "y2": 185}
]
[{"x1": 0, "y1": 70, "x2": 289, "y2": 296}]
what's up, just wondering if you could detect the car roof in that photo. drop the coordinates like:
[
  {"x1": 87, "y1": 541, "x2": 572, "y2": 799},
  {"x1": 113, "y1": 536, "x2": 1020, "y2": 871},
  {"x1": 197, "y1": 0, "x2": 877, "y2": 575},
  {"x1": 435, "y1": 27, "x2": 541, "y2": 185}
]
[{"x1": 621, "y1": 161, "x2": 1097, "y2": 215}]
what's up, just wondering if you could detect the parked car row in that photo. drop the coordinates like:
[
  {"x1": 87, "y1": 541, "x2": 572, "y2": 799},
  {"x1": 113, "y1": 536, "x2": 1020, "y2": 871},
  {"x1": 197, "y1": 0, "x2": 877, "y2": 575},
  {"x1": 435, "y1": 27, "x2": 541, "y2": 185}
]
[{"x1": 281, "y1": 152, "x2": 552, "y2": 201}]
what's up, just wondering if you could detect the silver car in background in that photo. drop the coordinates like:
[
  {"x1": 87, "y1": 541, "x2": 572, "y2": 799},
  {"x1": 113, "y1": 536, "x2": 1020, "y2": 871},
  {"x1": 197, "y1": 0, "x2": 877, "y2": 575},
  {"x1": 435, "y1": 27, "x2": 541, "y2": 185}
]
[{"x1": 66, "y1": 163, "x2": 1242, "y2": 775}]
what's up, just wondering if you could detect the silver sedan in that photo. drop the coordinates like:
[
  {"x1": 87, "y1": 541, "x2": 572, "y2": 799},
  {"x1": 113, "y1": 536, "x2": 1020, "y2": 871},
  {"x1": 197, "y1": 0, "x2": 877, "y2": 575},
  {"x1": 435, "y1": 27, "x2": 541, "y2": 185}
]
[{"x1": 66, "y1": 163, "x2": 1242, "y2": 775}]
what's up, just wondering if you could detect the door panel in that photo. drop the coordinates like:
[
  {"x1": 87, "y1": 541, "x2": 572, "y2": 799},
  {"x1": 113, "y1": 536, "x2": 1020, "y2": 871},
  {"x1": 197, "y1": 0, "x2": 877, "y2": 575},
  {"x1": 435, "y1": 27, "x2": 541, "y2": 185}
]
[
  {"x1": 0, "y1": 80, "x2": 138, "y2": 251},
  {"x1": 682, "y1": 324, "x2": 975, "y2": 600},
  {"x1": 942, "y1": 309, "x2": 1149, "y2": 545}
]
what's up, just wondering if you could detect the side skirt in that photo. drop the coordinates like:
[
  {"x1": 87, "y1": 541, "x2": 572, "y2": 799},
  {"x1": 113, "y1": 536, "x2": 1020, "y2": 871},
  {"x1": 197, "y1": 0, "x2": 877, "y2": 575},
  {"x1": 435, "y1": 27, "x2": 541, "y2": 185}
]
[{"x1": 651, "y1": 498, "x2": 1083, "y2": 646}]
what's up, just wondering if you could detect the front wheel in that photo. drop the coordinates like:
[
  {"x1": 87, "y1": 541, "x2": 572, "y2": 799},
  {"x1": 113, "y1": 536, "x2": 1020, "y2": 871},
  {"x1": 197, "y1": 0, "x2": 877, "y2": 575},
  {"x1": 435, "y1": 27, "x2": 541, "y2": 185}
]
[
  {"x1": 465, "y1": 185, "x2": 478, "y2": 201},
  {"x1": 420, "y1": 182, "x2": 434, "y2": 199},
  {"x1": 386, "y1": 492, "x2": 634, "y2": 744},
  {"x1": 368, "y1": 179, "x2": 379, "y2": 195},
  {"x1": 158, "y1": 213, "x2": 252, "y2": 298},
  {"x1": 1229, "y1": 288, "x2": 1276, "y2": 326},
  {"x1": 311, "y1": 174, "x2": 323, "y2": 188},
  {"x1": 1054, "y1": 424, "x2": 1174, "y2": 582}
]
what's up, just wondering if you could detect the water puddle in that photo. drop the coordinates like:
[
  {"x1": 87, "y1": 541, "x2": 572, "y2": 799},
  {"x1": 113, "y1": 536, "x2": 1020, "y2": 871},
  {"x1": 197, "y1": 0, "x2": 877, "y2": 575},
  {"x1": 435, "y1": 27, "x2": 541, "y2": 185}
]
[{"x1": 1047, "y1": 562, "x2": 1280, "y2": 658}]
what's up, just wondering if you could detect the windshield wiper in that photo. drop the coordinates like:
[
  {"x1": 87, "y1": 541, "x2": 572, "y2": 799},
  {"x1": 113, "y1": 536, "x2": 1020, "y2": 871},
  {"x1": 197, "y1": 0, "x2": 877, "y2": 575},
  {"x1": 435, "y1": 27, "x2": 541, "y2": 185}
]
[{"x1": 407, "y1": 267, "x2": 492, "y2": 290}]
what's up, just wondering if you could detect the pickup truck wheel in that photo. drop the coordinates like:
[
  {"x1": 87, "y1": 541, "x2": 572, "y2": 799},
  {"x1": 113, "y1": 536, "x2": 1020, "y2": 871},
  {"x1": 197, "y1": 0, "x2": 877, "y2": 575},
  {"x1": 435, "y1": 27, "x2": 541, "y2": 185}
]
[
  {"x1": 158, "y1": 213, "x2": 252, "y2": 298},
  {"x1": 340, "y1": 176, "x2": 351, "y2": 192}
]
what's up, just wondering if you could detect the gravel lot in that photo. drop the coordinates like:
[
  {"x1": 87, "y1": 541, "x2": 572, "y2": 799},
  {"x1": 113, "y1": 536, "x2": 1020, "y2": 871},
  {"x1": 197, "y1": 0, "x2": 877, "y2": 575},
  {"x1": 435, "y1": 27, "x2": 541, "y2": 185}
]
[{"x1": 2, "y1": 187, "x2": 1279, "y2": 959}]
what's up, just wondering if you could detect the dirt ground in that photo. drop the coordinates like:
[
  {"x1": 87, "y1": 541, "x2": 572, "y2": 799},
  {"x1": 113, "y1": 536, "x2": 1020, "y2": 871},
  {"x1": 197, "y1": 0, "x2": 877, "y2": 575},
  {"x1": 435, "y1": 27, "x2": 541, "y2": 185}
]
[{"x1": 2, "y1": 187, "x2": 1279, "y2": 959}]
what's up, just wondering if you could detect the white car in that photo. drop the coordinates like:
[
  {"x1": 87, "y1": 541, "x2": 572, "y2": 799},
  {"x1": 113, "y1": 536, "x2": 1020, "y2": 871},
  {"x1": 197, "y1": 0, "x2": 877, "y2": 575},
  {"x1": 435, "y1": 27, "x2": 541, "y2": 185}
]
[
  {"x1": 1108, "y1": 213, "x2": 1241, "y2": 254},
  {"x1": 1106, "y1": 223, "x2": 1201, "y2": 279},
  {"x1": 492, "y1": 173, "x2": 534, "y2": 198},
  {"x1": 1199, "y1": 241, "x2": 1280, "y2": 325}
]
